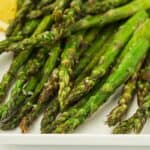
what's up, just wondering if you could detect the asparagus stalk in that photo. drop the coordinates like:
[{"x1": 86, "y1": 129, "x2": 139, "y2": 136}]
[
  {"x1": 62, "y1": 0, "x2": 82, "y2": 27},
  {"x1": 32, "y1": 15, "x2": 53, "y2": 36},
  {"x1": 0, "y1": 75, "x2": 40, "y2": 130},
  {"x1": 0, "y1": 43, "x2": 61, "y2": 128},
  {"x1": 0, "y1": 18, "x2": 42, "y2": 53},
  {"x1": 137, "y1": 58, "x2": 150, "y2": 107},
  {"x1": 40, "y1": 97, "x2": 60, "y2": 132},
  {"x1": 6, "y1": 31, "x2": 56, "y2": 53},
  {"x1": 6, "y1": 0, "x2": 34, "y2": 37},
  {"x1": 22, "y1": 19, "x2": 41, "y2": 36},
  {"x1": 0, "y1": 35, "x2": 23, "y2": 53},
  {"x1": 83, "y1": 0, "x2": 131, "y2": 14},
  {"x1": 75, "y1": 32, "x2": 115, "y2": 84},
  {"x1": 0, "y1": 45, "x2": 59, "y2": 123},
  {"x1": 0, "y1": 74, "x2": 39, "y2": 123},
  {"x1": 5, "y1": 0, "x2": 97, "y2": 54},
  {"x1": 17, "y1": 0, "x2": 25, "y2": 10},
  {"x1": 55, "y1": 0, "x2": 86, "y2": 106},
  {"x1": 37, "y1": 0, "x2": 54, "y2": 9},
  {"x1": 28, "y1": 0, "x2": 71, "y2": 19},
  {"x1": 77, "y1": 28, "x2": 99, "y2": 58},
  {"x1": 52, "y1": 22, "x2": 150, "y2": 133},
  {"x1": 113, "y1": 56, "x2": 150, "y2": 134},
  {"x1": 0, "y1": 42, "x2": 50, "y2": 128},
  {"x1": 73, "y1": 25, "x2": 115, "y2": 81},
  {"x1": 0, "y1": 47, "x2": 48, "y2": 119},
  {"x1": 69, "y1": 0, "x2": 150, "y2": 33},
  {"x1": 58, "y1": 32, "x2": 84, "y2": 110},
  {"x1": 20, "y1": 69, "x2": 59, "y2": 133},
  {"x1": 19, "y1": 43, "x2": 61, "y2": 132},
  {"x1": 107, "y1": 73, "x2": 137, "y2": 126},
  {"x1": 0, "y1": 66, "x2": 52, "y2": 130},
  {"x1": 0, "y1": 17, "x2": 53, "y2": 121},
  {"x1": 11, "y1": 23, "x2": 23, "y2": 37},
  {"x1": 63, "y1": 11, "x2": 148, "y2": 110},
  {"x1": 47, "y1": 76, "x2": 109, "y2": 133},
  {"x1": 113, "y1": 97, "x2": 149, "y2": 134},
  {"x1": 0, "y1": 51, "x2": 29, "y2": 102},
  {"x1": 0, "y1": 16, "x2": 53, "y2": 103},
  {"x1": 42, "y1": 84, "x2": 99, "y2": 133}
]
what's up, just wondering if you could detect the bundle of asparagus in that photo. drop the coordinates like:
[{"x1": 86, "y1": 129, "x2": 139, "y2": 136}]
[{"x1": 0, "y1": 0, "x2": 150, "y2": 134}]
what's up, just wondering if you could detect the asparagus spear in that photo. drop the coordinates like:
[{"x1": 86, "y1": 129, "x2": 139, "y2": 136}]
[
  {"x1": 0, "y1": 16, "x2": 53, "y2": 103},
  {"x1": 28, "y1": 0, "x2": 71, "y2": 19},
  {"x1": 55, "y1": 0, "x2": 85, "y2": 109},
  {"x1": 83, "y1": 0, "x2": 131, "y2": 14},
  {"x1": 0, "y1": 43, "x2": 61, "y2": 127},
  {"x1": 41, "y1": 74, "x2": 97, "y2": 133},
  {"x1": 20, "y1": 69, "x2": 59, "y2": 133},
  {"x1": 0, "y1": 47, "x2": 48, "y2": 118},
  {"x1": 62, "y1": 11, "x2": 148, "y2": 110},
  {"x1": 37, "y1": 0, "x2": 54, "y2": 9},
  {"x1": 107, "y1": 73, "x2": 137, "y2": 126},
  {"x1": 77, "y1": 28, "x2": 99, "y2": 58},
  {"x1": 5, "y1": 0, "x2": 150, "y2": 53},
  {"x1": 69, "y1": 0, "x2": 150, "y2": 33},
  {"x1": 137, "y1": 58, "x2": 150, "y2": 107},
  {"x1": 0, "y1": 74, "x2": 39, "y2": 123},
  {"x1": 6, "y1": 0, "x2": 35, "y2": 37},
  {"x1": 19, "y1": 43, "x2": 61, "y2": 132},
  {"x1": 113, "y1": 56, "x2": 150, "y2": 134},
  {"x1": 58, "y1": 32, "x2": 84, "y2": 110},
  {"x1": 0, "y1": 75, "x2": 40, "y2": 130},
  {"x1": 0, "y1": 18, "x2": 42, "y2": 53},
  {"x1": 42, "y1": 83, "x2": 100, "y2": 133},
  {"x1": 0, "y1": 68, "x2": 54, "y2": 130},
  {"x1": 6, "y1": 0, "x2": 86, "y2": 54},
  {"x1": 0, "y1": 35, "x2": 23, "y2": 53},
  {"x1": 73, "y1": 25, "x2": 115, "y2": 81},
  {"x1": 41, "y1": 97, "x2": 60, "y2": 133},
  {"x1": 75, "y1": 32, "x2": 115, "y2": 84},
  {"x1": 17, "y1": 0, "x2": 25, "y2": 10},
  {"x1": 22, "y1": 19, "x2": 41, "y2": 36},
  {"x1": 62, "y1": 0, "x2": 82, "y2": 27},
  {"x1": 52, "y1": 21, "x2": 150, "y2": 133},
  {"x1": 32, "y1": 15, "x2": 53, "y2": 36},
  {"x1": 6, "y1": 31, "x2": 56, "y2": 53},
  {"x1": 113, "y1": 97, "x2": 149, "y2": 134},
  {"x1": 0, "y1": 17, "x2": 53, "y2": 118},
  {"x1": 0, "y1": 42, "x2": 60, "y2": 122}
]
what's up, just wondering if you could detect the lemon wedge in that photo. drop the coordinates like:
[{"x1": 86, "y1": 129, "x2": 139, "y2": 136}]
[{"x1": 0, "y1": 0, "x2": 17, "y2": 32}]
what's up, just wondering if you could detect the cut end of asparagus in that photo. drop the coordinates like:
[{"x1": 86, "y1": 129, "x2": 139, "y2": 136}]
[{"x1": 19, "y1": 117, "x2": 29, "y2": 133}]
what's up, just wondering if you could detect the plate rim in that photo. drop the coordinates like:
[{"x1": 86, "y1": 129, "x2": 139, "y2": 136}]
[{"x1": 0, "y1": 134, "x2": 149, "y2": 145}]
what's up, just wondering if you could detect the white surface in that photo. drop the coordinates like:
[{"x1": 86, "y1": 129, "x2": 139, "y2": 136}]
[
  {"x1": 0, "y1": 33, "x2": 150, "y2": 146},
  {"x1": 1, "y1": 146, "x2": 150, "y2": 150}
]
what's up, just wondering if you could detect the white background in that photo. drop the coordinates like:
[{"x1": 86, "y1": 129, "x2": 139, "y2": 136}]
[{"x1": 0, "y1": 146, "x2": 149, "y2": 150}]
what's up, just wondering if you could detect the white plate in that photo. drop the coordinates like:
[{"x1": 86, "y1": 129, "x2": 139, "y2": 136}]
[{"x1": 0, "y1": 33, "x2": 150, "y2": 145}]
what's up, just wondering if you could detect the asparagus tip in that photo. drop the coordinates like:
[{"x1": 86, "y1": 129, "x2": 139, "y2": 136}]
[
  {"x1": 107, "y1": 104, "x2": 127, "y2": 127},
  {"x1": 112, "y1": 119, "x2": 133, "y2": 134}
]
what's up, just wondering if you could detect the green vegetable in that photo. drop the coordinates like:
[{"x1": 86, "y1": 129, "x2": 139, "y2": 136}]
[
  {"x1": 58, "y1": 32, "x2": 84, "y2": 110},
  {"x1": 113, "y1": 55, "x2": 150, "y2": 134},
  {"x1": 69, "y1": 0, "x2": 150, "y2": 32},
  {"x1": 63, "y1": 11, "x2": 148, "y2": 110},
  {"x1": 51, "y1": 19, "x2": 150, "y2": 133},
  {"x1": 107, "y1": 73, "x2": 137, "y2": 126},
  {"x1": 83, "y1": 0, "x2": 131, "y2": 14},
  {"x1": 20, "y1": 68, "x2": 59, "y2": 133}
]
